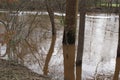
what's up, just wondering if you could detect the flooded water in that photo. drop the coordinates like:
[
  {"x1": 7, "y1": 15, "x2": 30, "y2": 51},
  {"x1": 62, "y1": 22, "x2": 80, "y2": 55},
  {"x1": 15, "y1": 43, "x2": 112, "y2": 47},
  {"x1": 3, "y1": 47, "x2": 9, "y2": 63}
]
[
  {"x1": 82, "y1": 13, "x2": 118, "y2": 80},
  {"x1": 0, "y1": 12, "x2": 119, "y2": 80}
]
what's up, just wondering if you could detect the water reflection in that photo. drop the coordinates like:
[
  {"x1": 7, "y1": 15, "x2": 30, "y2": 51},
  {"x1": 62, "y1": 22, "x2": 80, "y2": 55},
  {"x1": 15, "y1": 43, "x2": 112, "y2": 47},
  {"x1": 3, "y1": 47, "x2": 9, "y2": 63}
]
[{"x1": 83, "y1": 13, "x2": 118, "y2": 79}]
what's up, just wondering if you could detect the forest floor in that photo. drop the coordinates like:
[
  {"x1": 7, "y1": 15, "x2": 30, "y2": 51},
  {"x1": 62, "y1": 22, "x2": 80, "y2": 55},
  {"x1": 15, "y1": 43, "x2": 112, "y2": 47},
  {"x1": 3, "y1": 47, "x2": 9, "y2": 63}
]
[
  {"x1": 0, "y1": 58, "x2": 115, "y2": 80},
  {"x1": 0, "y1": 59, "x2": 51, "y2": 80}
]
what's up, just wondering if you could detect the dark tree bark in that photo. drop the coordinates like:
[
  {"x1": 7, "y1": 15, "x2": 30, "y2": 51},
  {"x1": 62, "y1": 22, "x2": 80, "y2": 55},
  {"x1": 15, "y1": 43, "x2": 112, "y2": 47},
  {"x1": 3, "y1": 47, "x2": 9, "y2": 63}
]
[
  {"x1": 76, "y1": 0, "x2": 86, "y2": 80},
  {"x1": 62, "y1": 0, "x2": 78, "y2": 80}
]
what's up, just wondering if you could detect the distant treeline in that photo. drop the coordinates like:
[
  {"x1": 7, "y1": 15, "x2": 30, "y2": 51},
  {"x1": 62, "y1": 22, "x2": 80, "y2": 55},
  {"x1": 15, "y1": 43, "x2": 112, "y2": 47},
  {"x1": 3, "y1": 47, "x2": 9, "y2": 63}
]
[
  {"x1": 0, "y1": 0, "x2": 65, "y2": 12},
  {"x1": 0, "y1": 0, "x2": 120, "y2": 12}
]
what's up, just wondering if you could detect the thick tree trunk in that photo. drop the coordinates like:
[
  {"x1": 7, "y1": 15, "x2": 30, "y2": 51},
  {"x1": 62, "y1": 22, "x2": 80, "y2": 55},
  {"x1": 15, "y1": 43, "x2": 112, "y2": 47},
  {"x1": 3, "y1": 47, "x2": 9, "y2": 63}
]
[
  {"x1": 63, "y1": 45, "x2": 75, "y2": 80},
  {"x1": 113, "y1": 11, "x2": 120, "y2": 80},
  {"x1": 62, "y1": 0, "x2": 78, "y2": 80},
  {"x1": 76, "y1": 0, "x2": 86, "y2": 80}
]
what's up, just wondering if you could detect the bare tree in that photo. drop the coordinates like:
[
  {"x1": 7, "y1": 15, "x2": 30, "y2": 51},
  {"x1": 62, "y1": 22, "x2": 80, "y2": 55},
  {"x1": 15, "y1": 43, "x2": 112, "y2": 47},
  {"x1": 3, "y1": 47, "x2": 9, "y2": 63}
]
[
  {"x1": 0, "y1": 1, "x2": 41, "y2": 63},
  {"x1": 43, "y1": 0, "x2": 56, "y2": 75}
]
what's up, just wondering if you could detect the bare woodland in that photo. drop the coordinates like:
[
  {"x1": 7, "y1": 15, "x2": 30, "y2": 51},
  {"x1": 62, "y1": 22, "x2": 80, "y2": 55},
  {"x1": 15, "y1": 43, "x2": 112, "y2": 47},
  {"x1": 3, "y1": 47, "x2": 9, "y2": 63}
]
[{"x1": 0, "y1": 0, "x2": 120, "y2": 80}]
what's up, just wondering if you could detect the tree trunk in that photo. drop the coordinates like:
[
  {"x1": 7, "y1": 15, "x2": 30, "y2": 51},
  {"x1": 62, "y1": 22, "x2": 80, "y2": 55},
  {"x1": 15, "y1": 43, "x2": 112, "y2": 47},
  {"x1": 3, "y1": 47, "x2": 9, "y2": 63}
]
[
  {"x1": 6, "y1": 43, "x2": 11, "y2": 59},
  {"x1": 43, "y1": 0, "x2": 56, "y2": 75},
  {"x1": 45, "y1": 0, "x2": 56, "y2": 35},
  {"x1": 113, "y1": 10, "x2": 120, "y2": 80},
  {"x1": 76, "y1": 0, "x2": 86, "y2": 80},
  {"x1": 43, "y1": 35, "x2": 56, "y2": 75},
  {"x1": 63, "y1": 44, "x2": 76, "y2": 80},
  {"x1": 62, "y1": 0, "x2": 78, "y2": 80}
]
